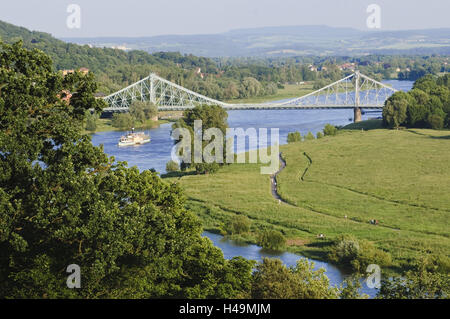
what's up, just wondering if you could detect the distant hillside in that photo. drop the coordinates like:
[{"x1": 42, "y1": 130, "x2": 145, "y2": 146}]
[
  {"x1": 0, "y1": 20, "x2": 326, "y2": 101},
  {"x1": 0, "y1": 20, "x2": 224, "y2": 94},
  {"x1": 62, "y1": 25, "x2": 450, "y2": 57}
]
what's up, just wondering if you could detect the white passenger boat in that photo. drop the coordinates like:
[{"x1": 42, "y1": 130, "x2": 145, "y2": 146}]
[{"x1": 118, "y1": 129, "x2": 150, "y2": 146}]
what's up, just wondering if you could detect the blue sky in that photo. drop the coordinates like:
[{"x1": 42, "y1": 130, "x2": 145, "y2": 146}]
[{"x1": 0, "y1": 0, "x2": 449, "y2": 37}]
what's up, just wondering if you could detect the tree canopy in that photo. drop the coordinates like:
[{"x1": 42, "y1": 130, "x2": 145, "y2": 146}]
[
  {"x1": 383, "y1": 74, "x2": 450, "y2": 129},
  {"x1": 0, "y1": 41, "x2": 253, "y2": 298}
]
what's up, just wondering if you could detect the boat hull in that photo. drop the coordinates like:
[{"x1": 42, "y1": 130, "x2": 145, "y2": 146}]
[{"x1": 118, "y1": 139, "x2": 150, "y2": 146}]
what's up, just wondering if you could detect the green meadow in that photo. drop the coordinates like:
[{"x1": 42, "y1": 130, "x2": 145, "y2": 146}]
[{"x1": 165, "y1": 125, "x2": 450, "y2": 273}]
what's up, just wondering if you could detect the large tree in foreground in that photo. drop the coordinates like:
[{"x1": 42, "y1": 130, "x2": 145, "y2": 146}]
[{"x1": 0, "y1": 41, "x2": 252, "y2": 298}]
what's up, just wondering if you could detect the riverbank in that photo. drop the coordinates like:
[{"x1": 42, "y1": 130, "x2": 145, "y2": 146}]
[
  {"x1": 164, "y1": 126, "x2": 450, "y2": 275},
  {"x1": 82, "y1": 117, "x2": 171, "y2": 134}
]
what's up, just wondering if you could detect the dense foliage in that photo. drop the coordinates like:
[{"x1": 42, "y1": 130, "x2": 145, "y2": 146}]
[
  {"x1": 173, "y1": 105, "x2": 228, "y2": 174},
  {"x1": 378, "y1": 255, "x2": 449, "y2": 299},
  {"x1": 257, "y1": 230, "x2": 286, "y2": 251},
  {"x1": 287, "y1": 131, "x2": 302, "y2": 143},
  {"x1": 251, "y1": 258, "x2": 339, "y2": 299},
  {"x1": 383, "y1": 74, "x2": 450, "y2": 129},
  {"x1": 328, "y1": 235, "x2": 392, "y2": 273},
  {"x1": 0, "y1": 41, "x2": 254, "y2": 298},
  {"x1": 4, "y1": 20, "x2": 448, "y2": 106},
  {"x1": 111, "y1": 100, "x2": 158, "y2": 129}
]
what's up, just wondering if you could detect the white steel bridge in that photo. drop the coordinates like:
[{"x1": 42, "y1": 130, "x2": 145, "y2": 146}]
[{"x1": 103, "y1": 71, "x2": 397, "y2": 122}]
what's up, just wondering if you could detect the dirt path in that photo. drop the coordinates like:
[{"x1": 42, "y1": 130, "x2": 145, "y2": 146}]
[{"x1": 271, "y1": 153, "x2": 287, "y2": 203}]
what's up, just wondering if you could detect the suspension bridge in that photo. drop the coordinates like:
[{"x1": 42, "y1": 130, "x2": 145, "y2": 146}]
[{"x1": 103, "y1": 71, "x2": 397, "y2": 122}]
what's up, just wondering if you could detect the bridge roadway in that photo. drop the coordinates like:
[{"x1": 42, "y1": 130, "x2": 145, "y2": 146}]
[
  {"x1": 156, "y1": 104, "x2": 383, "y2": 111},
  {"x1": 102, "y1": 72, "x2": 393, "y2": 122}
]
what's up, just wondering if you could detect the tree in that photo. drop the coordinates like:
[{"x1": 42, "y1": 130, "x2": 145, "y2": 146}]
[
  {"x1": 377, "y1": 255, "x2": 450, "y2": 299},
  {"x1": 258, "y1": 230, "x2": 286, "y2": 250},
  {"x1": 111, "y1": 112, "x2": 134, "y2": 129},
  {"x1": 251, "y1": 258, "x2": 339, "y2": 299},
  {"x1": 385, "y1": 74, "x2": 450, "y2": 130},
  {"x1": 129, "y1": 100, "x2": 158, "y2": 123},
  {"x1": 427, "y1": 111, "x2": 445, "y2": 129},
  {"x1": 305, "y1": 132, "x2": 315, "y2": 141},
  {"x1": 328, "y1": 235, "x2": 391, "y2": 273},
  {"x1": 287, "y1": 131, "x2": 301, "y2": 143},
  {"x1": 129, "y1": 100, "x2": 146, "y2": 123},
  {"x1": 316, "y1": 131, "x2": 324, "y2": 139},
  {"x1": 383, "y1": 91, "x2": 409, "y2": 129},
  {"x1": 85, "y1": 111, "x2": 97, "y2": 132},
  {"x1": 0, "y1": 41, "x2": 253, "y2": 298},
  {"x1": 165, "y1": 160, "x2": 180, "y2": 173},
  {"x1": 228, "y1": 215, "x2": 251, "y2": 235},
  {"x1": 323, "y1": 124, "x2": 338, "y2": 136},
  {"x1": 173, "y1": 104, "x2": 228, "y2": 174},
  {"x1": 406, "y1": 90, "x2": 429, "y2": 127}
]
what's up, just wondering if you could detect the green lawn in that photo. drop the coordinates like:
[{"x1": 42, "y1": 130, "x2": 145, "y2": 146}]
[
  {"x1": 82, "y1": 117, "x2": 169, "y2": 134},
  {"x1": 225, "y1": 83, "x2": 315, "y2": 104},
  {"x1": 164, "y1": 127, "x2": 450, "y2": 273}
]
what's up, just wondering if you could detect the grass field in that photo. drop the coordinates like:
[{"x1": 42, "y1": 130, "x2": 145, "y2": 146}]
[
  {"x1": 225, "y1": 83, "x2": 315, "y2": 104},
  {"x1": 164, "y1": 126, "x2": 450, "y2": 273},
  {"x1": 82, "y1": 117, "x2": 170, "y2": 134}
]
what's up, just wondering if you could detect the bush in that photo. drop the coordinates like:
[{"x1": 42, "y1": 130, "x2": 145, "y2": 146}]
[
  {"x1": 258, "y1": 230, "x2": 286, "y2": 250},
  {"x1": 287, "y1": 131, "x2": 301, "y2": 143},
  {"x1": 165, "y1": 160, "x2": 180, "y2": 173},
  {"x1": 427, "y1": 113, "x2": 445, "y2": 129},
  {"x1": 383, "y1": 74, "x2": 450, "y2": 130},
  {"x1": 316, "y1": 131, "x2": 323, "y2": 139},
  {"x1": 228, "y1": 215, "x2": 251, "y2": 235},
  {"x1": 251, "y1": 258, "x2": 339, "y2": 299},
  {"x1": 193, "y1": 162, "x2": 220, "y2": 174},
  {"x1": 378, "y1": 255, "x2": 450, "y2": 299},
  {"x1": 305, "y1": 132, "x2": 315, "y2": 140},
  {"x1": 130, "y1": 100, "x2": 158, "y2": 123},
  {"x1": 323, "y1": 124, "x2": 338, "y2": 136},
  {"x1": 112, "y1": 113, "x2": 134, "y2": 129},
  {"x1": 328, "y1": 235, "x2": 391, "y2": 272},
  {"x1": 85, "y1": 111, "x2": 97, "y2": 132}
]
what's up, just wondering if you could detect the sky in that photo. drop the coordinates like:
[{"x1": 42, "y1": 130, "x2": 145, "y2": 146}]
[{"x1": 0, "y1": 0, "x2": 449, "y2": 38}]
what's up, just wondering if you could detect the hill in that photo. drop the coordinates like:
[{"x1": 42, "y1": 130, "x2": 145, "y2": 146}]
[
  {"x1": 0, "y1": 20, "x2": 224, "y2": 94},
  {"x1": 0, "y1": 20, "x2": 323, "y2": 100},
  {"x1": 63, "y1": 25, "x2": 450, "y2": 57}
]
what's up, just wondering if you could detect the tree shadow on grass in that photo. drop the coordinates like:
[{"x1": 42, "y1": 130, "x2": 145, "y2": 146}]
[
  {"x1": 406, "y1": 129, "x2": 450, "y2": 139},
  {"x1": 160, "y1": 170, "x2": 198, "y2": 178}
]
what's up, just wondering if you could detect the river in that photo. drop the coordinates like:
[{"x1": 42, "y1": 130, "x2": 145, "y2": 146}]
[{"x1": 91, "y1": 80, "x2": 414, "y2": 297}]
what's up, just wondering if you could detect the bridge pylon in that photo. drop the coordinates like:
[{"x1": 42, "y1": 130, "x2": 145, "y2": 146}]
[{"x1": 354, "y1": 70, "x2": 362, "y2": 123}]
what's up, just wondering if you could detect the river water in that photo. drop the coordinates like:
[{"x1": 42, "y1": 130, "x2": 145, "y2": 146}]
[{"x1": 91, "y1": 80, "x2": 413, "y2": 298}]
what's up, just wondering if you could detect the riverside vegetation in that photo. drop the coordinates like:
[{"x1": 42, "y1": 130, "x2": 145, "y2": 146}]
[
  {"x1": 2, "y1": 40, "x2": 389, "y2": 299},
  {"x1": 167, "y1": 124, "x2": 450, "y2": 295},
  {"x1": 1, "y1": 36, "x2": 449, "y2": 298}
]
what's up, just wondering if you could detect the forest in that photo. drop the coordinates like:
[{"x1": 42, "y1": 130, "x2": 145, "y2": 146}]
[{"x1": 1, "y1": 20, "x2": 449, "y2": 103}]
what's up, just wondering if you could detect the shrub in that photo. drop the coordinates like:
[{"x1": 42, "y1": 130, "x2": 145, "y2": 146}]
[
  {"x1": 427, "y1": 112, "x2": 445, "y2": 129},
  {"x1": 251, "y1": 258, "x2": 339, "y2": 299},
  {"x1": 305, "y1": 132, "x2": 315, "y2": 140},
  {"x1": 165, "y1": 160, "x2": 180, "y2": 173},
  {"x1": 193, "y1": 162, "x2": 220, "y2": 174},
  {"x1": 228, "y1": 215, "x2": 251, "y2": 235},
  {"x1": 287, "y1": 131, "x2": 301, "y2": 143},
  {"x1": 323, "y1": 124, "x2": 338, "y2": 136},
  {"x1": 112, "y1": 113, "x2": 134, "y2": 129},
  {"x1": 328, "y1": 235, "x2": 391, "y2": 272},
  {"x1": 85, "y1": 111, "x2": 97, "y2": 132},
  {"x1": 316, "y1": 132, "x2": 323, "y2": 139},
  {"x1": 258, "y1": 230, "x2": 286, "y2": 250}
]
